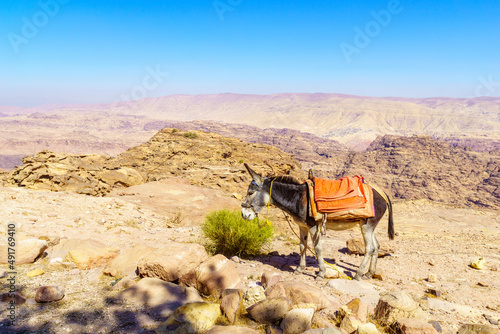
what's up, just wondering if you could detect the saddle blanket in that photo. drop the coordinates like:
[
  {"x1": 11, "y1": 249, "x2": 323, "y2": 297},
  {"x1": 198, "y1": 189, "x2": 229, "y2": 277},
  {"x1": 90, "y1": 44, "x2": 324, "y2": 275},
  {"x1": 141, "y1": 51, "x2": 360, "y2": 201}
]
[{"x1": 306, "y1": 176, "x2": 375, "y2": 221}]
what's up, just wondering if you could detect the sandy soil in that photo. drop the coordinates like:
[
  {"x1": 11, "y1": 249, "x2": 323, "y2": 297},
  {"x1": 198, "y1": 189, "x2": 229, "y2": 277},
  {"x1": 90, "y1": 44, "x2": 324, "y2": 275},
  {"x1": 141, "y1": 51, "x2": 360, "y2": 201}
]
[{"x1": 0, "y1": 184, "x2": 499, "y2": 333}]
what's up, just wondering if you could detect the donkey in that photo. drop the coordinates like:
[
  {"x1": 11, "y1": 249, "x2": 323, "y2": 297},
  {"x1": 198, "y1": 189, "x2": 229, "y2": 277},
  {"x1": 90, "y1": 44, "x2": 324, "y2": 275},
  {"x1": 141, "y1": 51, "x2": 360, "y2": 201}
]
[{"x1": 241, "y1": 163, "x2": 394, "y2": 280}]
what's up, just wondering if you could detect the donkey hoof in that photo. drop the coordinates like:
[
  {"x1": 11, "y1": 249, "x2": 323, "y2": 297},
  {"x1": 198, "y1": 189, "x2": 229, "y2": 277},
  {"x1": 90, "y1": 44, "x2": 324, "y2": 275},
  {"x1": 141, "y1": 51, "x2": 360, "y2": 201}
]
[
  {"x1": 315, "y1": 275, "x2": 325, "y2": 282},
  {"x1": 353, "y1": 274, "x2": 362, "y2": 281},
  {"x1": 294, "y1": 267, "x2": 304, "y2": 275}
]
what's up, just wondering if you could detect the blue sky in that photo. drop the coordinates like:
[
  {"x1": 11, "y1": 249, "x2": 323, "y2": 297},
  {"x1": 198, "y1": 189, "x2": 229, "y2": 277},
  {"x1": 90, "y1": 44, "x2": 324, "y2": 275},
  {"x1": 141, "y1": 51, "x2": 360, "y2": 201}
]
[{"x1": 1, "y1": 0, "x2": 499, "y2": 107}]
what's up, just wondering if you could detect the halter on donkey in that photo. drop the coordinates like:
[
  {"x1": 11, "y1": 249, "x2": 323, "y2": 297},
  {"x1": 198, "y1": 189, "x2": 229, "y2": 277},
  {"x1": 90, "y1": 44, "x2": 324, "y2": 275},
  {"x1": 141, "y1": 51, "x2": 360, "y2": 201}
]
[{"x1": 241, "y1": 164, "x2": 395, "y2": 281}]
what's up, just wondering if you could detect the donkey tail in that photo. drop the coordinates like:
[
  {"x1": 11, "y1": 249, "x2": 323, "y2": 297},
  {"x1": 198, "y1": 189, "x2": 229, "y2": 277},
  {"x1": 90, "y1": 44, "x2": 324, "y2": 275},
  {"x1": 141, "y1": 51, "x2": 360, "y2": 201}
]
[{"x1": 386, "y1": 193, "x2": 395, "y2": 240}]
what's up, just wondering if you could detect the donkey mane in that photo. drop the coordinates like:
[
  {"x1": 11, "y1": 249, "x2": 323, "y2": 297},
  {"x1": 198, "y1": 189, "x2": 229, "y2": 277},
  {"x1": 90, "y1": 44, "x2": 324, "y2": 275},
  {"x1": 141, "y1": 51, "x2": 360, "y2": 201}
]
[{"x1": 270, "y1": 175, "x2": 303, "y2": 185}]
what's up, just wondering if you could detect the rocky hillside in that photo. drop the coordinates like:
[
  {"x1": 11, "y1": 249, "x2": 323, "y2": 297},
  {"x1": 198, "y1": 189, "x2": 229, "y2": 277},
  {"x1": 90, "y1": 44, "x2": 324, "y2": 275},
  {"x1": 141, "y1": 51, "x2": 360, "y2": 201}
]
[
  {"x1": 3, "y1": 128, "x2": 301, "y2": 196},
  {"x1": 311, "y1": 135, "x2": 500, "y2": 209},
  {"x1": 142, "y1": 120, "x2": 348, "y2": 162}
]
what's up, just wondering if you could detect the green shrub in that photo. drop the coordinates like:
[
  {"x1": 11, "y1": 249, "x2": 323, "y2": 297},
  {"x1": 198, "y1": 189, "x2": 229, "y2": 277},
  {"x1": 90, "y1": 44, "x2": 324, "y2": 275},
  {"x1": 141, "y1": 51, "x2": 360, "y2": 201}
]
[
  {"x1": 183, "y1": 131, "x2": 198, "y2": 139},
  {"x1": 202, "y1": 209, "x2": 274, "y2": 258}
]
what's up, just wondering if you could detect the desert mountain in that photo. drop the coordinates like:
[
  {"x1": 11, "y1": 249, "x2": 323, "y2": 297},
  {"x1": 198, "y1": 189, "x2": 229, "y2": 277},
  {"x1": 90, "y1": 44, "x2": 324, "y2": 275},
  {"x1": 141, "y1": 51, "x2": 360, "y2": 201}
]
[{"x1": 0, "y1": 93, "x2": 498, "y2": 170}]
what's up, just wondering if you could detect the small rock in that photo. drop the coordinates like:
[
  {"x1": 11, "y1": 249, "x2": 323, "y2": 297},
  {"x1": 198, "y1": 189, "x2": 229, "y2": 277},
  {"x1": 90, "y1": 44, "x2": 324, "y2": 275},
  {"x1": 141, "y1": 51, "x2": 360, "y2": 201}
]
[
  {"x1": 470, "y1": 258, "x2": 485, "y2": 270},
  {"x1": 357, "y1": 323, "x2": 379, "y2": 334},
  {"x1": 0, "y1": 270, "x2": 7, "y2": 278},
  {"x1": 207, "y1": 326, "x2": 260, "y2": 334},
  {"x1": 483, "y1": 314, "x2": 499, "y2": 326},
  {"x1": 324, "y1": 267, "x2": 341, "y2": 279},
  {"x1": 243, "y1": 285, "x2": 266, "y2": 309},
  {"x1": 69, "y1": 269, "x2": 80, "y2": 275},
  {"x1": 341, "y1": 298, "x2": 369, "y2": 323},
  {"x1": 426, "y1": 288, "x2": 442, "y2": 298},
  {"x1": 47, "y1": 213, "x2": 58, "y2": 218},
  {"x1": 427, "y1": 274, "x2": 437, "y2": 283},
  {"x1": 221, "y1": 289, "x2": 243, "y2": 324},
  {"x1": 457, "y1": 324, "x2": 499, "y2": 334},
  {"x1": 428, "y1": 320, "x2": 443, "y2": 333},
  {"x1": 27, "y1": 269, "x2": 45, "y2": 277},
  {"x1": 35, "y1": 286, "x2": 65, "y2": 303},
  {"x1": 230, "y1": 256, "x2": 241, "y2": 263},
  {"x1": 157, "y1": 302, "x2": 221, "y2": 333},
  {"x1": 477, "y1": 282, "x2": 489, "y2": 287},
  {"x1": 395, "y1": 318, "x2": 439, "y2": 334},
  {"x1": 372, "y1": 268, "x2": 387, "y2": 281}
]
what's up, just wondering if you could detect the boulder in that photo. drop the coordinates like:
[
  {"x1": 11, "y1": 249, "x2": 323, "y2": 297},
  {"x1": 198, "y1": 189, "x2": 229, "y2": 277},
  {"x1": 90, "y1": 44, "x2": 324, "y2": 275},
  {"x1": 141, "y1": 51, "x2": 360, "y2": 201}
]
[
  {"x1": 266, "y1": 281, "x2": 331, "y2": 311},
  {"x1": 221, "y1": 289, "x2": 243, "y2": 324},
  {"x1": 346, "y1": 237, "x2": 392, "y2": 257},
  {"x1": 0, "y1": 238, "x2": 48, "y2": 265},
  {"x1": 207, "y1": 326, "x2": 260, "y2": 334},
  {"x1": 261, "y1": 271, "x2": 283, "y2": 289},
  {"x1": 247, "y1": 297, "x2": 292, "y2": 324},
  {"x1": 103, "y1": 244, "x2": 156, "y2": 277},
  {"x1": 138, "y1": 242, "x2": 208, "y2": 282},
  {"x1": 156, "y1": 302, "x2": 221, "y2": 334},
  {"x1": 340, "y1": 298, "x2": 369, "y2": 323},
  {"x1": 280, "y1": 307, "x2": 315, "y2": 334},
  {"x1": 303, "y1": 329, "x2": 344, "y2": 334},
  {"x1": 116, "y1": 277, "x2": 203, "y2": 318},
  {"x1": 49, "y1": 238, "x2": 119, "y2": 270},
  {"x1": 35, "y1": 286, "x2": 65, "y2": 303},
  {"x1": 374, "y1": 291, "x2": 428, "y2": 326},
  {"x1": 340, "y1": 315, "x2": 362, "y2": 333},
  {"x1": 179, "y1": 254, "x2": 240, "y2": 296}
]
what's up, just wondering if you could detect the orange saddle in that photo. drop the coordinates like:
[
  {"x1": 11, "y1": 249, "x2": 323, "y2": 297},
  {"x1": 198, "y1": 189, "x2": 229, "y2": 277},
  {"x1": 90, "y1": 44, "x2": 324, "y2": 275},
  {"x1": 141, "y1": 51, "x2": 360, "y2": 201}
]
[{"x1": 314, "y1": 176, "x2": 367, "y2": 213}]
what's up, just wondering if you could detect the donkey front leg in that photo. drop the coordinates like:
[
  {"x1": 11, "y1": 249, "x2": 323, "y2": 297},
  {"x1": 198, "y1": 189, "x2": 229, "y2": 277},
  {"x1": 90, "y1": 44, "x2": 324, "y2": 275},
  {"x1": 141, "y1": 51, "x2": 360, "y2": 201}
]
[
  {"x1": 294, "y1": 226, "x2": 309, "y2": 274},
  {"x1": 310, "y1": 224, "x2": 326, "y2": 280}
]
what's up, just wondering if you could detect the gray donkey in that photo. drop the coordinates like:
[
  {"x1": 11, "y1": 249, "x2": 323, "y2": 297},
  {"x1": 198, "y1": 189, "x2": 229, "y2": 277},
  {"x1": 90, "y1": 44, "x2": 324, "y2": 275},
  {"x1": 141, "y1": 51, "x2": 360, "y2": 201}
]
[{"x1": 241, "y1": 163, "x2": 394, "y2": 280}]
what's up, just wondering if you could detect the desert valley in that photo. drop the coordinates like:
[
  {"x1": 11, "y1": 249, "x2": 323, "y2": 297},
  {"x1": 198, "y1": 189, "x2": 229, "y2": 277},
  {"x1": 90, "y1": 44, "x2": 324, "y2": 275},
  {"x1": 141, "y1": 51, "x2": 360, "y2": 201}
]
[{"x1": 0, "y1": 93, "x2": 499, "y2": 334}]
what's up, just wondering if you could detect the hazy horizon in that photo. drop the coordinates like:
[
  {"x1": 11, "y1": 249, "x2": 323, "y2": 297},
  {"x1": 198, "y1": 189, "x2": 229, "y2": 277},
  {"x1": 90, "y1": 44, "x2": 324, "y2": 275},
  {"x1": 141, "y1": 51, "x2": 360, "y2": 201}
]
[{"x1": 1, "y1": 0, "x2": 499, "y2": 107}]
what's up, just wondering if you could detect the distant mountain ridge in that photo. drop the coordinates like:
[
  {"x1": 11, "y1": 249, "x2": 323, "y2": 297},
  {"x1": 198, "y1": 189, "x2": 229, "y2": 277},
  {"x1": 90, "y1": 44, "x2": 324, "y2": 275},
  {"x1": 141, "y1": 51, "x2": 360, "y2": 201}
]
[{"x1": 1, "y1": 93, "x2": 498, "y2": 149}]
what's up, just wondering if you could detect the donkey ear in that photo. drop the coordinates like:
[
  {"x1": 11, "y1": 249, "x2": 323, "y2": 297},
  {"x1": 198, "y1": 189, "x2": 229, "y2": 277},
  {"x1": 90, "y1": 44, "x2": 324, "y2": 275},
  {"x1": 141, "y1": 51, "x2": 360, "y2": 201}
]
[{"x1": 244, "y1": 163, "x2": 263, "y2": 186}]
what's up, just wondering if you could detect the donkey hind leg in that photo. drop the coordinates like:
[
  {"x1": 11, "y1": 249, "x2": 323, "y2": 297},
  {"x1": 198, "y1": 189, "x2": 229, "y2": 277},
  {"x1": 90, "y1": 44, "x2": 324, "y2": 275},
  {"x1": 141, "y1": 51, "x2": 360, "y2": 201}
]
[
  {"x1": 354, "y1": 221, "x2": 376, "y2": 280},
  {"x1": 367, "y1": 230, "x2": 380, "y2": 277},
  {"x1": 294, "y1": 226, "x2": 309, "y2": 274},
  {"x1": 309, "y1": 224, "x2": 326, "y2": 281}
]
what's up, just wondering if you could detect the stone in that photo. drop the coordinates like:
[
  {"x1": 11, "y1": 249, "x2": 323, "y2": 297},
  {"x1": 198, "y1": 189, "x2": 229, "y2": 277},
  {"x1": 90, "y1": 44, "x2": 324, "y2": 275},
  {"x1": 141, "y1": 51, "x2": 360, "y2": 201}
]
[
  {"x1": 371, "y1": 268, "x2": 387, "y2": 281},
  {"x1": 116, "y1": 277, "x2": 203, "y2": 318},
  {"x1": 207, "y1": 326, "x2": 260, "y2": 334},
  {"x1": 180, "y1": 254, "x2": 240, "y2": 296},
  {"x1": 1, "y1": 292, "x2": 26, "y2": 305},
  {"x1": 428, "y1": 321, "x2": 443, "y2": 333},
  {"x1": 27, "y1": 269, "x2": 45, "y2": 277},
  {"x1": 395, "y1": 318, "x2": 440, "y2": 334},
  {"x1": 312, "y1": 307, "x2": 339, "y2": 329},
  {"x1": 230, "y1": 256, "x2": 241, "y2": 263},
  {"x1": 427, "y1": 274, "x2": 437, "y2": 283},
  {"x1": 247, "y1": 297, "x2": 292, "y2": 324},
  {"x1": 357, "y1": 323, "x2": 380, "y2": 334},
  {"x1": 324, "y1": 267, "x2": 341, "y2": 279},
  {"x1": 280, "y1": 307, "x2": 315, "y2": 334},
  {"x1": 266, "y1": 325, "x2": 284, "y2": 334},
  {"x1": 221, "y1": 289, "x2": 243, "y2": 324},
  {"x1": 426, "y1": 288, "x2": 441, "y2": 298},
  {"x1": 340, "y1": 315, "x2": 362, "y2": 334},
  {"x1": 0, "y1": 238, "x2": 48, "y2": 264},
  {"x1": 65, "y1": 245, "x2": 120, "y2": 270},
  {"x1": 374, "y1": 290, "x2": 428, "y2": 326},
  {"x1": 35, "y1": 286, "x2": 65, "y2": 303},
  {"x1": 0, "y1": 270, "x2": 7, "y2": 278},
  {"x1": 457, "y1": 324, "x2": 500, "y2": 334},
  {"x1": 470, "y1": 258, "x2": 485, "y2": 270},
  {"x1": 138, "y1": 242, "x2": 208, "y2": 282},
  {"x1": 266, "y1": 281, "x2": 331, "y2": 311},
  {"x1": 103, "y1": 244, "x2": 156, "y2": 277},
  {"x1": 156, "y1": 302, "x2": 221, "y2": 334},
  {"x1": 340, "y1": 298, "x2": 369, "y2": 323},
  {"x1": 346, "y1": 237, "x2": 392, "y2": 257},
  {"x1": 261, "y1": 271, "x2": 283, "y2": 289},
  {"x1": 243, "y1": 285, "x2": 266, "y2": 309}
]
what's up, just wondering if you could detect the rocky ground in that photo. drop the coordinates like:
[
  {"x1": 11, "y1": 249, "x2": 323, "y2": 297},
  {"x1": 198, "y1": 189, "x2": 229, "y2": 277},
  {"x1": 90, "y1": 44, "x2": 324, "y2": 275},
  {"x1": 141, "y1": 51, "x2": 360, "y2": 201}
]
[{"x1": 0, "y1": 182, "x2": 499, "y2": 333}]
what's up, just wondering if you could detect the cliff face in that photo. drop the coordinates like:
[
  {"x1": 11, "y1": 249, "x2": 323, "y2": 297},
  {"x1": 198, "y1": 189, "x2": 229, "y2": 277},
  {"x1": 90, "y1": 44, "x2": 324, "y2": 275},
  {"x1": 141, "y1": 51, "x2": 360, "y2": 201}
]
[{"x1": 311, "y1": 135, "x2": 500, "y2": 209}]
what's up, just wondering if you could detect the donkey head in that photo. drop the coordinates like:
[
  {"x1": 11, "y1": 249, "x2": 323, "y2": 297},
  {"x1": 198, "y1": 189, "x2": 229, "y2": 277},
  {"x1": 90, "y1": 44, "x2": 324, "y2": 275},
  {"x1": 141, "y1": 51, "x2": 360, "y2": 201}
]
[{"x1": 241, "y1": 163, "x2": 270, "y2": 220}]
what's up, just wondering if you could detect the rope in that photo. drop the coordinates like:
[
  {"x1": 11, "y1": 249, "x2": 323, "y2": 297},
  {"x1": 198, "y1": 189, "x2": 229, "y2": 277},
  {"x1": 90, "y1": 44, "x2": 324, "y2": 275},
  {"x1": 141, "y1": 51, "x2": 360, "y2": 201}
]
[
  {"x1": 283, "y1": 212, "x2": 352, "y2": 280},
  {"x1": 259, "y1": 179, "x2": 274, "y2": 228}
]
